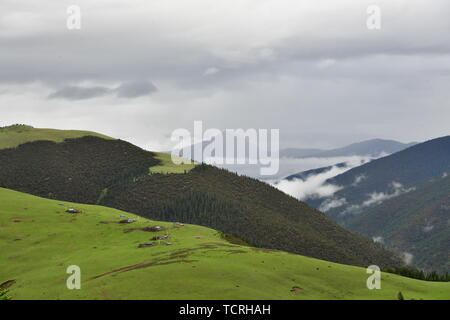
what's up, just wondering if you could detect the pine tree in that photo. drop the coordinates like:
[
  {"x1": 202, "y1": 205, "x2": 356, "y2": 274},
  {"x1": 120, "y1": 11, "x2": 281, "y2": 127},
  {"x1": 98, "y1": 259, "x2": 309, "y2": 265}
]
[{"x1": 0, "y1": 288, "x2": 11, "y2": 300}]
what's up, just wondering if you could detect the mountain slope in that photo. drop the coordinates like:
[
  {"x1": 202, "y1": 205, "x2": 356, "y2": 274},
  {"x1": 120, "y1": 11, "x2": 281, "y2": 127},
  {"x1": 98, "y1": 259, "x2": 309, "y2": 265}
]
[
  {"x1": 346, "y1": 174, "x2": 450, "y2": 273},
  {"x1": 104, "y1": 164, "x2": 400, "y2": 267},
  {"x1": 301, "y1": 136, "x2": 450, "y2": 272},
  {"x1": 307, "y1": 136, "x2": 450, "y2": 221},
  {"x1": 0, "y1": 136, "x2": 160, "y2": 204},
  {"x1": 284, "y1": 161, "x2": 355, "y2": 181},
  {"x1": 0, "y1": 134, "x2": 401, "y2": 268},
  {"x1": 281, "y1": 139, "x2": 416, "y2": 159},
  {"x1": 0, "y1": 124, "x2": 112, "y2": 149},
  {"x1": 1, "y1": 187, "x2": 448, "y2": 300}
]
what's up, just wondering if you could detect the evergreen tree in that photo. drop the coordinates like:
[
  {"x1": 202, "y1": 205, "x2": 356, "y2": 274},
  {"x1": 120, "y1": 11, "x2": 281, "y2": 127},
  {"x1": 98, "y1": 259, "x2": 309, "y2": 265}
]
[{"x1": 0, "y1": 288, "x2": 11, "y2": 300}]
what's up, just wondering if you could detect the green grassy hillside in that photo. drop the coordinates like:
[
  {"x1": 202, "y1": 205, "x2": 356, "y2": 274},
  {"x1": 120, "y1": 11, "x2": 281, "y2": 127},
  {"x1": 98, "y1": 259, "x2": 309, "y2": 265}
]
[
  {"x1": 0, "y1": 187, "x2": 448, "y2": 300},
  {"x1": 0, "y1": 124, "x2": 113, "y2": 149}
]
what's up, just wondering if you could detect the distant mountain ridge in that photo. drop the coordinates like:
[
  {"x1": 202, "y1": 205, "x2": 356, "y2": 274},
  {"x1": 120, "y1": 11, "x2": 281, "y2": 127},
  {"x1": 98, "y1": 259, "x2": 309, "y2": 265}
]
[
  {"x1": 279, "y1": 148, "x2": 324, "y2": 158},
  {"x1": 280, "y1": 139, "x2": 417, "y2": 159}
]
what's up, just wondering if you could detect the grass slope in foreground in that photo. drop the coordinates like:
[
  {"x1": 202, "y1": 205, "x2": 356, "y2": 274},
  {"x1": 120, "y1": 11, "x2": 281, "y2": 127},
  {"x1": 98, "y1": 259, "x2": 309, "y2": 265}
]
[
  {"x1": 0, "y1": 124, "x2": 113, "y2": 149},
  {"x1": 1, "y1": 188, "x2": 448, "y2": 300}
]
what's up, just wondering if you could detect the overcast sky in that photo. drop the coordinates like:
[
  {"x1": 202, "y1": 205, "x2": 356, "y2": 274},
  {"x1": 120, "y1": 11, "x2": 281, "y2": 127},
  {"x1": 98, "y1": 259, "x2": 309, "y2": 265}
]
[{"x1": 1, "y1": 0, "x2": 449, "y2": 150}]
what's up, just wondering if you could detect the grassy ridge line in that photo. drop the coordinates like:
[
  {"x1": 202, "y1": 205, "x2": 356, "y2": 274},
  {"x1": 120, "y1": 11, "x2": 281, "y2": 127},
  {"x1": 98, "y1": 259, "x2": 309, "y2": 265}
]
[
  {"x1": 149, "y1": 152, "x2": 197, "y2": 174},
  {"x1": 0, "y1": 187, "x2": 448, "y2": 300},
  {"x1": 0, "y1": 125, "x2": 113, "y2": 149},
  {"x1": 0, "y1": 126, "x2": 193, "y2": 175}
]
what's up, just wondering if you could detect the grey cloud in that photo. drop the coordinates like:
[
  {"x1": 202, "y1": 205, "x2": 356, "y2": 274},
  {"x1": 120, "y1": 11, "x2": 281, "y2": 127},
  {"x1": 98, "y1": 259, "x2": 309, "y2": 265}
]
[
  {"x1": 48, "y1": 86, "x2": 111, "y2": 100},
  {"x1": 2, "y1": 0, "x2": 450, "y2": 87},
  {"x1": 48, "y1": 81, "x2": 157, "y2": 100},
  {"x1": 1, "y1": 0, "x2": 450, "y2": 151},
  {"x1": 115, "y1": 81, "x2": 158, "y2": 98}
]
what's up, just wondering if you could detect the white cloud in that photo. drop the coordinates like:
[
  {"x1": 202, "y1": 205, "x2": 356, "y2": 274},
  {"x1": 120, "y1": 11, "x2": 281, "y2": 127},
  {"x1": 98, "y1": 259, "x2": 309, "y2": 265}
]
[
  {"x1": 402, "y1": 252, "x2": 414, "y2": 265},
  {"x1": 274, "y1": 160, "x2": 366, "y2": 200},
  {"x1": 372, "y1": 236, "x2": 384, "y2": 244},
  {"x1": 340, "y1": 181, "x2": 415, "y2": 216},
  {"x1": 317, "y1": 59, "x2": 336, "y2": 69},
  {"x1": 362, "y1": 182, "x2": 415, "y2": 207},
  {"x1": 352, "y1": 174, "x2": 367, "y2": 186},
  {"x1": 275, "y1": 175, "x2": 342, "y2": 201},
  {"x1": 319, "y1": 197, "x2": 347, "y2": 212},
  {"x1": 203, "y1": 67, "x2": 220, "y2": 76},
  {"x1": 339, "y1": 204, "x2": 362, "y2": 216}
]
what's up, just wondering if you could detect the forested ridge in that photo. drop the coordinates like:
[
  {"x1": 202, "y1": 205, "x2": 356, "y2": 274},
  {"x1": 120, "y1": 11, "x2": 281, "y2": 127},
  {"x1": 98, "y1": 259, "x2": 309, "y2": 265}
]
[{"x1": 0, "y1": 136, "x2": 159, "y2": 203}]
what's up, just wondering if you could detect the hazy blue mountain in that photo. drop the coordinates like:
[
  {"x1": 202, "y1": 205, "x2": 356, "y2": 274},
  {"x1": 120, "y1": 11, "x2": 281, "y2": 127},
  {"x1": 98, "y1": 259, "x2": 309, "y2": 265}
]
[
  {"x1": 279, "y1": 148, "x2": 324, "y2": 158},
  {"x1": 280, "y1": 139, "x2": 416, "y2": 159}
]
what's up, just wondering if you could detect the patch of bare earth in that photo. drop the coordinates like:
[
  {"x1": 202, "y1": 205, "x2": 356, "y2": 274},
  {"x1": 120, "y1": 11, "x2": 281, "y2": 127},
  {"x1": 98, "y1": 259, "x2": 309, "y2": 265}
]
[
  {"x1": 90, "y1": 259, "x2": 197, "y2": 280},
  {"x1": 0, "y1": 280, "x2": 16, "y2": 290}
]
